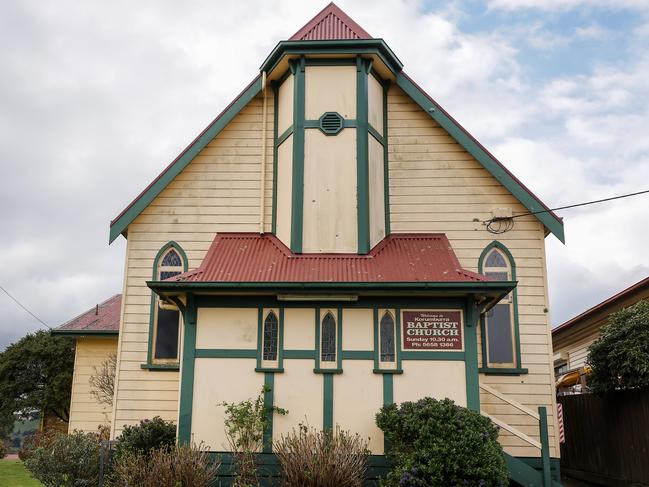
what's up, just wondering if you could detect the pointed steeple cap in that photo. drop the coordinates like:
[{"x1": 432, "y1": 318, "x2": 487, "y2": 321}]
[{"x1": 289, "y1": 2, "x2": 372, "y2": 41}]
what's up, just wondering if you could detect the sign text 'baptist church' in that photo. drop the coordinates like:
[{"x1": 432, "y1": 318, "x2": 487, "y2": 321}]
[{"x1": 402, "y1": 310, "x2": 463, "y2": 350}]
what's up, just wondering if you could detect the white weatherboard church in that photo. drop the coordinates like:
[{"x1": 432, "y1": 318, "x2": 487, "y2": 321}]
[{"x1": 61, "y1": 4, "x2": 565, "y2": 485}]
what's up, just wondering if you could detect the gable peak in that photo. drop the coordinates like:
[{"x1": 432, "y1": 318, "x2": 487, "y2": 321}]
[{"x1": 289, "y1": 3, "x2": 372, "y2": 41}]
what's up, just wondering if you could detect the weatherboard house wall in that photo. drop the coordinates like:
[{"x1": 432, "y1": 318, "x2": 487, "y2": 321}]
[{"x1": 107, "y1": 4, "x2": 563, "y2": 484}]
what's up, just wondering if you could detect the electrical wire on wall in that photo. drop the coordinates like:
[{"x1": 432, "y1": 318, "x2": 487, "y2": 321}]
[{"x1": 483, "y1": 189, "x2": 649, "y2": 235}]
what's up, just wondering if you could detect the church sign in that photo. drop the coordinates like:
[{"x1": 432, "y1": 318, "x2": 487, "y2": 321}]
[{"x1": 402, "y1": 310, "x2": 464, "y2": 351}]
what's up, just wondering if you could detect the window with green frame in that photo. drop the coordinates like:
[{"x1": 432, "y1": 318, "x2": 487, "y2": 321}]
[
  {"x1": 478, "y1": 242, "x2": 527, "y2": 375},
  {"x1": 144, "y1": 242, "x2": 188, "y2": 369}
]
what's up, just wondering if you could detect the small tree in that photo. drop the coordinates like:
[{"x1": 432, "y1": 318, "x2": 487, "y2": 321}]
[
  {"x1": 89, "y1": 353, "x2": 117, "y2": 406},
  {"x1": 220, "y1": 385, "x2": 287, "y2": 487},
  {"x1": 587, "y1": 299, "x2": 649, "y2": 394}
]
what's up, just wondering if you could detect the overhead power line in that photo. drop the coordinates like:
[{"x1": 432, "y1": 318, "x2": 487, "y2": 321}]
[
  {"x1": 0, "y1": 285, "x2": 52, "y2": 330},
  {"x1": 485, "y1": 188, "x2": 649, "y2": 234}
]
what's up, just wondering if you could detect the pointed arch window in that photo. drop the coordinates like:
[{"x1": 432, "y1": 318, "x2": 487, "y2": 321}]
[
  {"x1": 262, "y1": 311, "x2": 279, "y2": 361},
  {"x1": 380, "y1": 312, "x2": 396, "y2": 362},
  {"x1": 150, "y1": 244, "x2": 186, "y2": 364},
  {"x1": 321, "y1": 312, "x2": 337, "y2": 362},
  {"x1": 479, "y1": 243, "x2": 524, "y2": 372}
]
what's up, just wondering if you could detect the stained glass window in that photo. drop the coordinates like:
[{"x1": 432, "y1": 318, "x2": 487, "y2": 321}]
[
  {"x1": 482, "y1": 246, "x2": 517, "y2": 367},
  {"x1": 263, "y1": 311, "x2": 279, "y2": 361},
  {"x1": 161, "y1": 249, "x2": 182, "y2": 267},
  {"x1": 321, "y1": 313, "x2": 336, "y2": 362},
  {"x1": 380, "y1": 312, "x2": 395, "y2": 362},
  {"x1": 153, "y1": 246, "x2": 185, "y2": 361}
]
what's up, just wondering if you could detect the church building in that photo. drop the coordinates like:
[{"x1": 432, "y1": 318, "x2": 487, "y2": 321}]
[{"x1": 95, "y1": 4, "x2": 564, "y2": 485}]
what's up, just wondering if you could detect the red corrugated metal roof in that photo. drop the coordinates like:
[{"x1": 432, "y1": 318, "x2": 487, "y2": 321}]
[
  {"x1": 168, "y1": 233, "x2": 488, "y2": 284},
  {"x1": 55, "y1": 294, "x2": 121, "y2": 333},
  {"x1": 289, "y1": 2, "x2": 371, "y2": 41}
]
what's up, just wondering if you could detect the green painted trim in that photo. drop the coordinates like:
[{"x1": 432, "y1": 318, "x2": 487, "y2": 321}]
[
  {"x1": 271, "y1": 81, "x2": 279, "y2": 235},
  {"x1": 278, "y1": 307, "x2": 285, "y2": 369},
  {"x1": 372, "y1": 308, "x2": 380, "y2": 370},
  {"x1": 277, "y1": 126, "x2": 293, "y2": 146},
  {"x1": 400, "y1": 351, "x2": 465, "y2": 361},
  {"x1": 283, "y1": 349, "x2": 314, "y2": 359},
  {"x1": 479, "y1": 367, "x2": 529, "y2": 375},
  {"x1": 140, "y1": 363, "x2": 180, "y2": 371},
  {"x1": 395, "y1": 308, "x2": 403, "y2": 370},
  {"x1": 290, "y1": 57, "x2": 305, "y2": 253},
  {"x1": 109, "y1": 76, "x2": 263, "y2": 243},
  {"x1": 464, "y1": 298, "x2": 480, "y2": 412},
  {"x1": 304, "y1": 58, "x2": 358, "y2": 66},
  {"x1": 539, "y1": 406, "x2": 552, "y2": 487},
  {"x1": 195, "y1": 349, "x2": 257, "y2": 359},
  {"x1": 150, "y1": 280, "x2": 516, "y2": 293},
  {"x1": 314, "y1": 306, "x2": 321, "y2": 370},
  {"x1": 342, "y1": 350, "x2": 374, "y2": 360},
  {"x1": 177, "y1": 294, "x2": 196, "y2": 444},
  {"x1": 323, "y1": 373, "x2": 334, "y2": 430},
  {"x1": 52, "y1": 330, "x2": 118, "y2": 337},
  {"x1": 260, "y1": 40, "x2": 404, "y2": 75},
  {"x1": 373, "y1": 369, "x2": 403, "y2": 374},
  {"x1": 255, "y1": 367, "x2": 284, "y2": 373},
  {"x1": 256, "y1": 306, "x2": 263, "y2": 370},
  {"x1": 313, "y1": 368, "x2": 343, "y2": 374},
  {"x1": 368, "y1": 124, "x2": 384, "y2": 145},
  {"x1": 478, "y1": 241, "x2": 523, "y2": 370},
  {"x1": 382, "y1": 373, "x2": 394, "y2": 453},
  {"x1": 394, "y1": 73, "x2": 564, "y2": 243},
  {"x1": 383, "y1": 81, "x2": 391, "y2": 235},
  {"x1": 263, "y1": 372, "x2": 274, "y2": 453},
  {"x1": 146, "y1": 241, "x2": 188, "y2": 367},
  {"x1": 356, "y1": 56, "x2": 370, "y2": 254},
  {"x1": 516, "y1": 457, "x2": 561, "y2": 482},
  {"x1": 337, "y1": 306, "x2": 343, "y2": 370}
]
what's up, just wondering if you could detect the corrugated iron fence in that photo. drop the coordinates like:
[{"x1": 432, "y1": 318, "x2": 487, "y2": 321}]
[{"x1": 558, "y1": 390, "x2": 649, "y2": 486}]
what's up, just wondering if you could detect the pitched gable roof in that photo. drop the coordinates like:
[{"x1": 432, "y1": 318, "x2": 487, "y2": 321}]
[
  {"x1": 289, "y1": 2, "x2": 371, "y2": 41},
  {"x1": 52, "y1": 294, "x2": 121, "y2": 336},
  {"x1": 109, "y1": 4, "x2": 565, "y2": 243}
]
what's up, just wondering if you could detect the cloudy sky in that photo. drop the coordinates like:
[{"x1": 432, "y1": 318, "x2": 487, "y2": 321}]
[{"x1": 1, "y1": 0, "x2": 648, "y2": 349}]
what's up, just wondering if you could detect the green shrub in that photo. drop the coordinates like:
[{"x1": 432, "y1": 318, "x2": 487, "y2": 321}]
[
  {"x1": 18, "y1": 430, "x2": 59, "y2": 461},
  {"x1": 24, "y1": 430, "x2": 101, "y2": 487},
  {"x1": 114, "y1": 416, "x2": 176, "y2": 461},
  {"x1": 588, "y1": 300, "x2": 649, "y2": 393},
  {"x1": 376, "y1": 397, "x2": 508, "y2": 487},
  {"x1": 274, "y1": 424, "x2": 370, "y2": 487},
  {"x1": 108, "y1": 443, "x2": 219, "y2": 487}
]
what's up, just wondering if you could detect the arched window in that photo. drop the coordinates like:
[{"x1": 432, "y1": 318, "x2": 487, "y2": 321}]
[
  {"x1": 480, "y1": 244, "x2": 519, "y2": 369},
  {"x1": 262, "y1": 311, "x2": 279, "y2": 361},
  {"x1": 380, "y1": 312, "x2": 395, "y2": 362},
  {"x1": 151, "y1": 244, "x2": 185, "y2": 362},
  {"x1": 321, "y1": 312, "x2": 336, "y2": 362}
]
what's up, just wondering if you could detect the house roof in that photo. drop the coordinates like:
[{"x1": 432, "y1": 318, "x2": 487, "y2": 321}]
[
  {"x1": 109, "y1": 3, "x2": 565, "y2": 243},
  {"x1": 289, "y1": 2, "x2": 371, "y2": 41},
  {"x1": 53, "y1": 294, "x2": 121, "y2": 336},
  {"x1": 159, "y1": 233, "x2": 490, "y2": 284},
  {"x1": 553, "y1": 276, "x2": 649, "y2": 337}
]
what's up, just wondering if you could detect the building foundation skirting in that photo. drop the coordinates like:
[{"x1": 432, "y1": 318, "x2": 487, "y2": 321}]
[{"x1": 205, "y1": 453, "x2": 561, "y2": 486}]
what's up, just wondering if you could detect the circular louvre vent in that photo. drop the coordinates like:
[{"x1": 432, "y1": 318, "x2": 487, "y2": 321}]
[{"x1": 318, "y1": 112, "x2": 344, "y2": 135}]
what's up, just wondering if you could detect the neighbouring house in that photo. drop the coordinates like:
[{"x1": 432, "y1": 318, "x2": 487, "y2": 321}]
[
  {"x1": 52, "y1": 294, "x2": 121, "y2": 432},
  {"x1": 99, "y1": 4, "x2": 563, "y2": 485},
  {"x1": 553, "y1": 276, "x2": 649, "y2": 392}
]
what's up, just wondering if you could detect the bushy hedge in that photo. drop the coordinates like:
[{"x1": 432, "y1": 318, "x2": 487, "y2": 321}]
[
  {"x1": 376, "y1": 397, "x2": 508, "y2": 487},
  {"x1": 0, "y1": 440, "x2": 6, "y2": 459},
  {"x1": 113, "y1": 416, "x2": 176, "y2": 461},
  {"x1": 24, "y1": 430, "x2": 101, "y2": 487}
]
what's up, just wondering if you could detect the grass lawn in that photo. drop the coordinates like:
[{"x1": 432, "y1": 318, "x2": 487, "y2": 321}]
[{"x1": 0, "y1": 460, "x2": 42, "y2": 486}]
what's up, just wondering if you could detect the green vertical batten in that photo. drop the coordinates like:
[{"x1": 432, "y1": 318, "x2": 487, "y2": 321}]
[
  {"x1": 314, "y1": 306, "x2": 321, "y2": 369},
  {"x1": 382, "y1": 80, "x2": 391, "y2": 235},
  {"x1": 373, "y1": 307, "x2": 380, "y2": 370},
  {"x1": 356, "y1": 56, "x2": 370, "y2": 254},
  {"x1": 464, "y1": 297, "x2": 480, "y2": 412},
  {"x1": 278, "y1": 307, "x2": 285, "y2": 369},
  {"x1": 382, "y1": 373, "x2": 394, "y2": 454},
  {"x1": 177, "y1": 294, "x2": 196, "y2": 444},
  {"x1": 337, "y1": 306, "x2": 343, "y2": 370},
  {"x1": 271, "y1": 81, "x2": 279, "y2": 234},
  {"x1": 323, "y1": 373, "x2": 334, "y2": 430},
  {"x1": 539, "y1": 406, "x2": 552, "y2": 487},
  {"x1": 263, "y1": 372, "x2": 274, "y2": 453},
  {"x1": 290, "y1": 58, "x2": 305, "y2": 253},
  {"x1": 395, "y1": 308, "x2": 403, "y2": 371},
  {"x1": 256, "y1": 306, "x2": 264, "y2": 369}
]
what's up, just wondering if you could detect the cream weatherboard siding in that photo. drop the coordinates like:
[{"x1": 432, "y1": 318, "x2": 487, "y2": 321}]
[
  {"x1": 111, "y1": 94, "x2": 274, "y2": 437},
  {"x1": 386, "y1": 85, "x2": 559, "y2": 458},
  {"x1": 68, "y1": 337, "x2": 118, "y2": 433}
]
